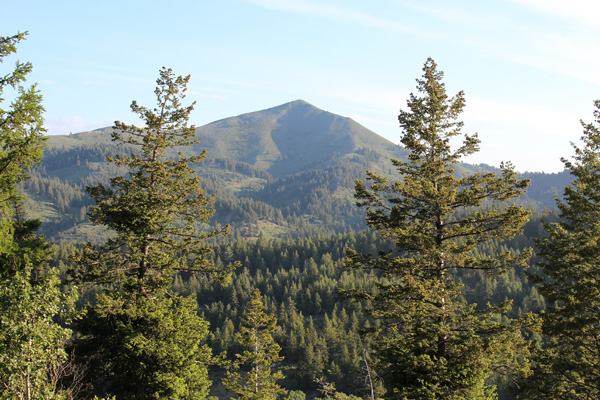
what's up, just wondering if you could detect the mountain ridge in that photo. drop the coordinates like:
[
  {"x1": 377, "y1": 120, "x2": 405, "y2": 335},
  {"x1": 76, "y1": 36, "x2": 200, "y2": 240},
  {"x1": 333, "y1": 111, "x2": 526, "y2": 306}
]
[
  {"x1": 45, "y1": 99, "x2": 405, "y2": 179},
  {"x1": 31, "y1": 100, "x2": 571, "y2": 242}
]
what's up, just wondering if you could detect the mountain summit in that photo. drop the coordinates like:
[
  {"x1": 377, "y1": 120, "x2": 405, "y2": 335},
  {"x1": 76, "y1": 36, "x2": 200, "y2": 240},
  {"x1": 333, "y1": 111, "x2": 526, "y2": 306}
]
[
  {"x1": 45, "y1": 100, "x2": 403, "y2": 179},
  {"x1": 194, "y1": 100, "x2": 402, "y2": 177}
]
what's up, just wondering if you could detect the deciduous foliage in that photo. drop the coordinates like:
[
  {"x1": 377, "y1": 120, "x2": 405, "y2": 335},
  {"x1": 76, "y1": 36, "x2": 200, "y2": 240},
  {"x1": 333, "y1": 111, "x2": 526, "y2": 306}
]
[
  {"x1": 0, "y1": 216, "x2": 76, "y2": 400},
  {"x1": 70, "y1": 68, "x2": 229, "y2": 399},
  {"x1": 345, "y1": 58, "x2": 534, "y2": 399},
  {"x1": 523, "y1": 100, "x2": 600, "y2": 399},
  {"x1": 223, "y1": 288, "x2": 286, "y2": 400},
  {"x1": 0, "y1": 32, "x2": 75, "y2": 400}
]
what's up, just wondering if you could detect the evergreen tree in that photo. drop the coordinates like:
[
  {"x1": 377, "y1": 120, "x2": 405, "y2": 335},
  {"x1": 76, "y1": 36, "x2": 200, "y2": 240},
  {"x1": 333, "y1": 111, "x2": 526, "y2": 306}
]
[
  {"x1": 223, "y1": 289, "x2": 286, "y2": 400},
  {"x1": 71, "y1": 67, "x2": 230, "y2": 295},
  {"x1": 70, "y1": 67, "x2": 230, "y2": 399},
  {"x1": 523, "y1": 100, "x2": 600, "y2": 399},
  {"x1": 0, "y1": 33, "x2": 45, "y2": 212},
  {"x1": 73, "y1": 295, "x2": 211, "y2": 399},
  {"x1": 345, "y1": 58, "x2": 534, "y2": 399},
  {"x1": 0, "y1": 32, "x2": 75, "y2": 400}
]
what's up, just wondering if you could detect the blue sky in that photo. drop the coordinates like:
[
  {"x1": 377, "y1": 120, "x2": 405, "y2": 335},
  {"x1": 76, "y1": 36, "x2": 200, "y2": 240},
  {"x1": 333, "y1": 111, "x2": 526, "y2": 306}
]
[{"x1": 4, "y1": 0, "x2": 600, "y2": 173}]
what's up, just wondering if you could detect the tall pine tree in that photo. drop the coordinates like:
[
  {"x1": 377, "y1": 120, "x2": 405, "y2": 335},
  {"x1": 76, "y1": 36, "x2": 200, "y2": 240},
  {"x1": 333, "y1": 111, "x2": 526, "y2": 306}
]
[
  {"x1": 523, "y1": 100, "x2": 600, "y2": 399},
  {"x1": 0, "y1": 32, "x2": 75, "y2": 400},
  {"x1": 70, "y1": 67, "x2": 230, "y2": 399},
  {"x1": 345, "y1": 58, "x2": 534, "y2": 399}
]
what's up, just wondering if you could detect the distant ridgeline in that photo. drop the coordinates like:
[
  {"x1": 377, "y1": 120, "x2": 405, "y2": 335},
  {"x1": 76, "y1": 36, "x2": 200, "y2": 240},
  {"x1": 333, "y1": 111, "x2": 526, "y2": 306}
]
[{"x1": 27, "y1": 100, "x2": 570, "y2": 244}]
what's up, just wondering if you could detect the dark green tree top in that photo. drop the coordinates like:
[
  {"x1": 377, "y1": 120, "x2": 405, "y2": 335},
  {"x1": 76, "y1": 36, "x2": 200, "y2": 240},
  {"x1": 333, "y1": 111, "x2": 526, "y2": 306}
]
[
  {"x1": 74, "y1": 295, "x2": 211, "y2": 400},
  {"x1": 71, "y1": 67, "x2": 231, "y2": 297},
  {"x1": 346, "y1": 58, "x2": 534, "y2": 399},
  {"x1": 223, "y1": 288, "x2": 286, "y2": 400}
]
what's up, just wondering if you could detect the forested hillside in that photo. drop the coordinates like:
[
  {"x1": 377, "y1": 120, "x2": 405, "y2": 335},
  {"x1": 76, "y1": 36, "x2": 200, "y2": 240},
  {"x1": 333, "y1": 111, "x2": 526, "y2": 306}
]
[
  {"x1": 47, "y1": 225, "x2": 544, "y2": 398},
  {"x1": 15, "y1": 82, "x2": 572, "y2": 400}
]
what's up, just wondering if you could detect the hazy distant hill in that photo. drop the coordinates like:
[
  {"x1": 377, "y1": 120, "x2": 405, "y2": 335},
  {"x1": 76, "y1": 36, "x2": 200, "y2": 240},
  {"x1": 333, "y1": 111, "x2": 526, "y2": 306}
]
[{"x1": 29, "y1": 100, "x2": 571, "y2": 243}]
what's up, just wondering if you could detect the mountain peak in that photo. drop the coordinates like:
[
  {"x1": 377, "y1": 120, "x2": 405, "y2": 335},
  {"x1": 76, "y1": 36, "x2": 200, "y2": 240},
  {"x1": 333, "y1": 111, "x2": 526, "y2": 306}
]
[
  {"x1": 44, "y1": 100, "x2": 403, "y2": 179},
  {"x1": 259, "y1": 99, "x2": 323, "y2": 115},
  {"x1": 196, "y1": 100, "x2": 401, "y2": 177},
  {"x1": 285, "y1": 99, "x2": 311, "y2": 106}
]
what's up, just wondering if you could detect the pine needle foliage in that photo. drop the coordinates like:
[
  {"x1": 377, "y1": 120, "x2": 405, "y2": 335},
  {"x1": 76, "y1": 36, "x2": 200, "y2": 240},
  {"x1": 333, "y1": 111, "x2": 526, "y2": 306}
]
[
  {"x1": 523, "y1": 100, "x2": 600, "y2": 399},
  {"x1": 223, "y1": 289, "x2": 286, "y2": 400},
  {"x1": 0, "y1": 32, "x2": 46, "y2": 212},
  {"x1": 70, "y1": 67, "x2": 231, "y2": 297},
  {"x1": 73, "y1": 294, "x2": 211, "y2": 399},
  {"x1": 70, "y1": 68, "x2": 230, "y2": 399},
  {"x1": 345, "y1": 58, "x2": 535, "y2": 399}
]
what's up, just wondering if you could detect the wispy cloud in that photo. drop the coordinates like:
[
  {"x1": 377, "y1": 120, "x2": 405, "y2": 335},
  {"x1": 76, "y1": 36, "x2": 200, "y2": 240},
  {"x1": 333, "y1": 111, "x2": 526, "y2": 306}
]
[
  {"x1": 496, "y1": 32, "x2": 600, "y2": 86},
  {"x1": 509, "y1": 0, "x2": 600, "y2": 29},
  {"x1": 492, "y1": 1, "x2": 600, "y2": 85},
  {"x1": 395, "y1": 1, "x2": 600, "y2": 87},
  {"x1": 401, "y1": 2, "x2": 506, "y2": 29},
  {"x1": 240, "y1": 0, "x2": 444, "y2": 39}
]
